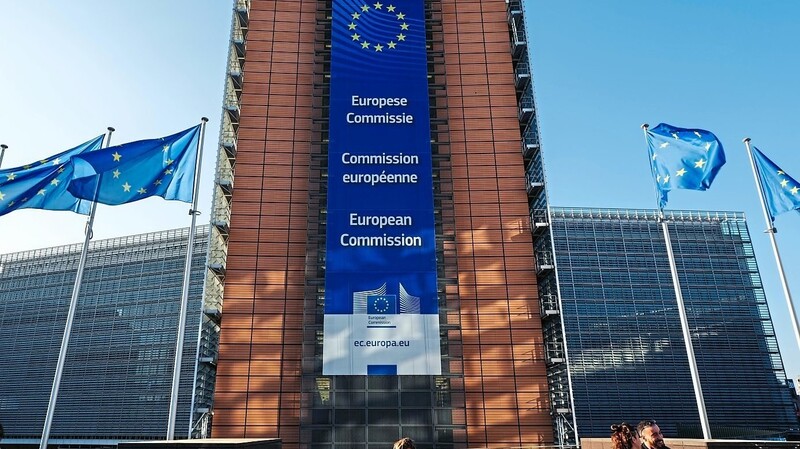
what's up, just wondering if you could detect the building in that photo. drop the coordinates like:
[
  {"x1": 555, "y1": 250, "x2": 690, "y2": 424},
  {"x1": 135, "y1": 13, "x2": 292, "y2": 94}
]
[
  {"x1": 210, "y1": 0, "x2": 561, "y2": 448},
  {"x1": 548, "y1": 207, "x2": 797, "y2": 439},
  {"x1": 0, "y1": 226, "x2": 218, "y2": 445}
]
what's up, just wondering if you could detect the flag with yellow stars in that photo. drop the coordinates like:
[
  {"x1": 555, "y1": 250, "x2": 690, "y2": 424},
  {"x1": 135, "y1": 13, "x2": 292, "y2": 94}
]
[
  {"x1": 646, "y1": 123, "x2": 726, "y2": 208},
  {"x1": 752, "y1": 146, "x2": 800, "y2": 221},
  {"x1": 0, "y1": 135, "x2": 104, "y2": 217},
  {"x1": 67, "y1": 125, "x2": 200, "y2": 206}
]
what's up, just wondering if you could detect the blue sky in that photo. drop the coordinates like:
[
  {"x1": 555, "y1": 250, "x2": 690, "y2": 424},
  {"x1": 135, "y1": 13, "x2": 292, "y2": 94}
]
[
  {"x1": 526, "y1": 1, "x2": 800, "y2": 379},
  {"x1": 0, "y1": 2, "x2": 797, "y2": 379}
]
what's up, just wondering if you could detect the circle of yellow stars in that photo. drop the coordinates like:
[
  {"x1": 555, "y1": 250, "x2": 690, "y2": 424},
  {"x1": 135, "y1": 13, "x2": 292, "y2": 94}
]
[
  {"x1": 372, "y1": 296, "x2": 390, "y2": 313},
  {"x1": 347, "y1": 2, "x2": 409, "y2": 52},
  {"x1": 651, "y1": 131, "x2": 717, "y2": 186},
  {"x1": 108, "y1": 143, "x2": 176, "y2": 197}
]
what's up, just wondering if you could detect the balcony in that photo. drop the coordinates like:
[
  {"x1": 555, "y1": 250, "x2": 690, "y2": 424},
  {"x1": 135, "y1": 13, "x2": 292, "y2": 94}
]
[
  {"x1": 518, "y1": 84, "x2": 534, "y2": 123},
  {"x1": 540, "y1": 294, "x2": 560, "y2": 318},
  {"x1": 531, "y1": 209, "x2": 549, "y2": 237}
]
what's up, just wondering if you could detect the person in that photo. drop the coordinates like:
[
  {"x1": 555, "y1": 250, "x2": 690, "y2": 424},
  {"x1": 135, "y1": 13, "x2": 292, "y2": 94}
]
[
  {"x1": 637, "y1": 420, "x2": 670, "y2": 449},
  {"x1": 393, "y1": 437, "x2": 415, "y2": 449},
  {"x1": 610, "y1": 422, "x2": 641, "y2": 449}
]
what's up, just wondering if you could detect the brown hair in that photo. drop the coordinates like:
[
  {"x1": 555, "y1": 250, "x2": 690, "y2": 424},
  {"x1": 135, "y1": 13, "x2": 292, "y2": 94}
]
[
  {"x1": 393, "y1": 437, "x2": 416, "y2": 449},
  {"x1": 610, "y1": 422, "x2": 638, "y2": 449}
]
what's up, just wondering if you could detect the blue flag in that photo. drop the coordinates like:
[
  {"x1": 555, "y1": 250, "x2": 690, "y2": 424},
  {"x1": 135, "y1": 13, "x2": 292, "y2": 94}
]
[
  {"x1": 67, "y1": 125, "x2": 201, "y2": 205},
  {"x1": 646, "y1": 123, "x2": 726, "y2": 208},
  {"x1": 752, "y1": 146, "x2": 800, "y2": 221},
  {"x1": 0, "y1": 136, "x2": 105, "y2": 217}
]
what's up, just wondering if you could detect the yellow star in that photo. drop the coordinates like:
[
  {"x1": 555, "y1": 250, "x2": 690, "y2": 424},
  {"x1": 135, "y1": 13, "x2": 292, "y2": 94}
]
[
  {"x1": 52, "y1": 158, "x2": 61, "y2": 165},
  {"x1": 705, "y1": 142, "x2": 711, "y2": 151},
  {"x1": 38, "y1": 189, "x2": 47, "y2": 196},
  {"x1": 163, "y1": 144, "x2": 170, "y2": 152},
  {"x1": 778, "y1": 170, "x2": 785, "y2": 175},
  {"x1": 387, "y1": 41, "x2": 397, "y2": 49},
  {"x1": 113, "y1": 169, "x2": 121, "y2": 178},
  {"x1": 58, "y1": 167, "x2": 65, "y2": 173},
  {"x1": 361, "y1": 41, "x2": 370, "y2": 49},
  {"x1": 6, "y1": 173, "x2": 15, "y2": 181},
  {"x1": 50, "y1": 178, "x2": 60, "y2": 186},
  {"x1": 122, "y1": 182, "x2": 132, "y2": 192},
  {"x1": 792, "y1": 186, "x2": 799, "y2": 195},
  {"x1": 137, "y1": 187, "x2": 147, "y2": 194},
  {"x1": 0, "y1": 191, "x2": 5, "y2": 201},
  {"x1": 21, "y1": 197, "x2": 28, "y2": 202},
  {"x1": 694, "y1": 159, "x2": 706, "y2": 168},
  {"x1": 662, "y1": 174, "x2": 670, "y2": 184},
  {"x1": 374, "y1": 43, "x2": 383, "y2": 51},
  {"x1": 671, "y1": 133, "x2": 679, "y2": 139},
  {"x1": 361, "y1": 4, "x2": 370, "y2": 12},
  {"x1": 348, "y1": 22, "x2": 357, "y2": 30},
  {"x1": 400, "y1": 22, "x2": 409, "y2": 30},
  {"x1": 396, "y1": 12, "x2": 405, "y2": 19},
  {"x1": 351, "y1": 33, "x2": 361, "y2": 41},
  {"x1": 352, "y1": 12, "x2": 361, "y2": 19},
  {"x1": 164, "y1": 168, "x2": 174, "y2": 175},
  {"x1": 7, "y1": 200, "x2": 14, "y2": 207},
  {"x1": 373, "y1": 2, "x2": 383, "y2": 9},
  {"x1": 387, "y1": 4, "x2": 396, "y2": 12},
  {"x1": 659, "y1": 142, "x2": 669, "y2": 149},
  {"x1": 397, "y1": 33, "x2": 406, "y2": 41},
  {"x1": 23, "y1": 164, "x2": 31, "y2": 170},
  {"x1": 781, "y1": 179, "x2": 789, "y2": 188},
  {"x1": 676, "y1": 168, "x2": 687, "y2": 177},
  {"x1": 165, "y1": 158, "x2": 174, "y2": 165},
  {"x1": 154, "y1": 179, "x2": 163, "y2": 186},
  {"x1": 651, "y1": 153, "x2": 658, "y2": 160},
  {"x1": 112, "y1": 151, "x2": 122, "y2": 162},
  {"x1": 656, "y1": 174, "x2": 662, "y2": 183},
  {"x1": 40, "y1": 159, "x2": 48, "y2": 164}
]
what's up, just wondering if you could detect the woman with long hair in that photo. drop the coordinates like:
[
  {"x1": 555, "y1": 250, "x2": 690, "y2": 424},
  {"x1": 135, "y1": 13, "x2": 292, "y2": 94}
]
[{"x1": 610, "y1": 422, "x2": 641, "y2": 449}]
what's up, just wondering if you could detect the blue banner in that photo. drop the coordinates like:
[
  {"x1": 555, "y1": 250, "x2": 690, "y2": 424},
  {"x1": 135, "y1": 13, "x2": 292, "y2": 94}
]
[{"x1": 323, "y1": 0, "x2": 441, "y2": 375}]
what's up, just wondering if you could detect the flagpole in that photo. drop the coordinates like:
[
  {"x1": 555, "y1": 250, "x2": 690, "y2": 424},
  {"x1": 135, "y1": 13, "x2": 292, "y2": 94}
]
[
  {"x1": 0, "y1": 144, "x2": 8, "y2": 168},
  {"x1": 743, "y1": 138, "x2": 800, "y2": 352},
  {"x1": 39, "y1": 127, "x2": 115, "y2": 449},
  {"x1": 167, "y1": 117, "x2": 208, "y2": 440},
  {"x1": 641, "y1": 124, "x2": 712, "y2": 440}
]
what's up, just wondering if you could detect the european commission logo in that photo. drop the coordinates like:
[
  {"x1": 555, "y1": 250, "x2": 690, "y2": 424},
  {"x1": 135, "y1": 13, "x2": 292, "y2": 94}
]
[
  {"x1": 353, "y1": 282, "x2": 421, "y2": 314},
  {"x1": 341, "y1": 2, "x2": 412, "y2": 52},
  {"x1": 367, "y1": 295, "x2": 397, "y2": 314}
]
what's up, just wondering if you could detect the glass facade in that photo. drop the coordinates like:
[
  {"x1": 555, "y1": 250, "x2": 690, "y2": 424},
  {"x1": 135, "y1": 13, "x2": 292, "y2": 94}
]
[
  {"x1": 0, "y1": 226, "x2": 216, "y2": 443},
  {"x1": 550, "y1": 207, "x2": 796, "y2": 439}
]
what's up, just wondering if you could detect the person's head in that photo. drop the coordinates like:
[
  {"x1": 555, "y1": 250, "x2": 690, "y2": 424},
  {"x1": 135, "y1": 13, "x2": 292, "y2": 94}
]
[
  {"x1": 637, "y1": 420, "x2": 665, "y2": 448},
  {"x1": 393, "y1": 437, "x2": 416, "y2": 449},
  {"x1": 610, "y1": 422, "x2": 641, "y2": 449}
]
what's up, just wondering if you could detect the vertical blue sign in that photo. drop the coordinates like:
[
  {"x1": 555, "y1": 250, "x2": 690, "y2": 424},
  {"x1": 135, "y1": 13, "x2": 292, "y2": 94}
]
[{"x1": 322, "y1": 0, "x2": 441, "y2": 375}]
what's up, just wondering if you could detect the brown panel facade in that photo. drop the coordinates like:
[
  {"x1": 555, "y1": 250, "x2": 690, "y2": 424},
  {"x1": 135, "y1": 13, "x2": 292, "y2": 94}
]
[{"x1": 214, "y1": 0, "x2": 552, "y2": 447}]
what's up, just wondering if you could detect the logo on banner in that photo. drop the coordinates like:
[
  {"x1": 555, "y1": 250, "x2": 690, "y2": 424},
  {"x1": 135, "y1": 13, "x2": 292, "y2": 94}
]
[
  {"x1": 353, "y1": 282, "x2": 421, "y2": 314},
  {"x1": 343, "y1": 3, "x2": 413, "y2": 53}
]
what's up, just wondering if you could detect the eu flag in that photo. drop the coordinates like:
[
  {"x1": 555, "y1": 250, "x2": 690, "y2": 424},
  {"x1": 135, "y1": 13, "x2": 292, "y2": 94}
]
[
  {"x1": 752, "y1": 146, "x2": 800, "y2": 220},
  {"x1": 67, "y1": 125, "x2": 201, "y2": 205},
  {"x1": 367, "y1": 295, "x2": 397, "y2": 314},
  {"x1": 646, "y1": 123, "x2": 726, "y2": 208},
  {"x1": 0, "y1": 136, "x2": 104, "y2": 217}
]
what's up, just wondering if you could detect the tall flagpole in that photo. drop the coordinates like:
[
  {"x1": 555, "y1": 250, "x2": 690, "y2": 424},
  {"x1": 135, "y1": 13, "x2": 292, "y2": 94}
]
[
  {"x1": 40, "y1": 127, "x2": 115, "y2": 449},
  {"x1": 743, "y1": 138, "x2": 800, "y2": 351},
  {"x1": 167, "y1": 117, "x2": 208, "y2": 440},
  {"x1": 641, "y1": 124, "x2": 712, "y2": 440},
  {"x1": 0, "y1": 144, "x2": 7, "y2": 168}
]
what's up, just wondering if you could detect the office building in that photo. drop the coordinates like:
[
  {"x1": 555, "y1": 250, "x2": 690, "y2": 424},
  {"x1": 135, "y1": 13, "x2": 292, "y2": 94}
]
[
  {"x1": 211, "y1": 0, "x2": 561, "y2": 448},
  {"x1": 0, "y1": 226, "x2": 217, "y2": 445},
  {"x1": 548, "y1": 207, "x2": 797, "y2": 439}
]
